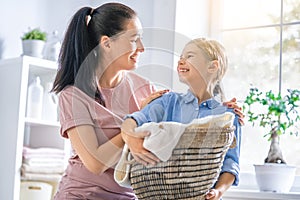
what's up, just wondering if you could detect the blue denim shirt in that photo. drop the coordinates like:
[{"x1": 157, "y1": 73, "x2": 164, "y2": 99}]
[{"x1": 128, "y1": 90, "x2": 241, "y2": 186}]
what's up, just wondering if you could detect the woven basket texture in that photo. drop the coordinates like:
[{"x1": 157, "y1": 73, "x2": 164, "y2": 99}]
[{"x1": 130, "y1": 126, "x2": 235, "y2": 200}]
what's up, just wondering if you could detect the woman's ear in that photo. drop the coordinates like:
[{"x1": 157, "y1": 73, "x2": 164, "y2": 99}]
[
  {"x1": 207, "y1": 60, "x2": 219, "y2": 73},
  {"x1": 100, "y1": 35, "x2": 111, "y2": 50}
]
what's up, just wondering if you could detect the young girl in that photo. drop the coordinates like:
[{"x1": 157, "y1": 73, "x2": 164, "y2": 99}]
[{"x1": 121, "y1": 38, "x2": 241, "y2": 200}]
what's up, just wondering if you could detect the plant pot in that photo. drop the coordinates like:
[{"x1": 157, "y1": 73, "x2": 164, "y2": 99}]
[
  {"x1": 22, "y1": 40, "x2": 45, "y2": 58},
  {"x1": 254, "y1": 163, "x2": 296, "y2": 193}
]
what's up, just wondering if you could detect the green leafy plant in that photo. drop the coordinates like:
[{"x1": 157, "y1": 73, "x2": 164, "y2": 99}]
[
  {"x1": 21, "y1": 28, "x2": 47, "y2": 41},
  {"x1": 243, "y1": 87, "x2": 300, "y2": 164}
]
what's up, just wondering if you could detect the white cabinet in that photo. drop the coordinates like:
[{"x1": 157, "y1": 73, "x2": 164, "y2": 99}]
[{"x1": 0, "y1": 56, "x2": 67, "y2": 200}]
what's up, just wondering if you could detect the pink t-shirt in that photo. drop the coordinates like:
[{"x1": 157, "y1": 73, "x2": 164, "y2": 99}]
[{"x1": 58, "y1": 71, "x2": 155, "y2": 199}]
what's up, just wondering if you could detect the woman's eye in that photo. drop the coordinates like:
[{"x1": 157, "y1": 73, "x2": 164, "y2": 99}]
[
  {"x1": 131, "y1": 37, "x2": 139, "y2": 43},
  {"x1": 187, "y1": 55, "x2": 193, "y2": 58}
]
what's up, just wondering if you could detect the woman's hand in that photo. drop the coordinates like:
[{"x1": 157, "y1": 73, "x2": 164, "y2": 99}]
[
  {"x1": 223, "y1": 97, "x2": 245, "y2": 125},
  {"x1": 205, "y1": 189, "x2": 222, "y2": 200},
  {"x1": 140, "y1": 89, "x2": 169, "y2": 109},
  {"x1": 122, "y1": 131, "x2": 160, "y2": 166},
  {"x1": 121, "y1": 118, "x2": 160, "y2": 166}
]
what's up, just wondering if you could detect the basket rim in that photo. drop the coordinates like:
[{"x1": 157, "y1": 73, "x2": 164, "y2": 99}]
[{"x1": 184, "y1": 126, "x2": 235, "y2": 132}]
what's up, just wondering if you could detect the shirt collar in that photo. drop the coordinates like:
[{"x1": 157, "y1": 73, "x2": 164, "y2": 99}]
[{"x1": 182, "y1": 90, "x2": 222, "y2": 109}]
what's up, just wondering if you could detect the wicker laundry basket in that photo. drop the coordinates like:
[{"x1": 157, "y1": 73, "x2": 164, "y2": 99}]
[{"x1": 130, "y1": 126, "x2": 235, "y2": 200}]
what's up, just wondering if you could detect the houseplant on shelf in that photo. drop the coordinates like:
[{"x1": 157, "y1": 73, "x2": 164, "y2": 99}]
[
  {"x1": 21, "y1": 27, "x2": 47, "y2": 58},
  {"x1": 243, "y1": 87, "x2": 300, "y2": 192}
]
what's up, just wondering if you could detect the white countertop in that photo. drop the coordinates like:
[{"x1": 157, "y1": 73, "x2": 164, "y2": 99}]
[{"x1": 223, "y1": 188, "x2": 300, "y2": 200}]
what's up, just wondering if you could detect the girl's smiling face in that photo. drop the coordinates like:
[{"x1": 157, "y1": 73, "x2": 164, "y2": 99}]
[{"x1": 177, "y1": 42, "x2": 211, "y2": 87}]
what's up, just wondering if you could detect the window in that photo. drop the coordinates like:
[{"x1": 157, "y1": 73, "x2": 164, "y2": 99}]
[{"x1": 213, "y1": 0, "x2": 300, "y2": 175}]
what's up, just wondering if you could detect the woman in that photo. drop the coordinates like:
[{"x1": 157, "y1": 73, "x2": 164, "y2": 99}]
[
  {"x1": 121, "y1": 38, "x2": 242, "y2": 200},
  {"x1": 52, "y1": 2, "x2": 243, "y2": 199}
]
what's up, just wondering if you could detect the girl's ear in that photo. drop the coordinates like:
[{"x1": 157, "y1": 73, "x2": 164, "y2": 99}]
[
  {"x1": 100, "y1": 35, "x2": 111, "y2": 50},
  {"x1": 207, "y1": 60, "x2": 219, "y2": 73}
]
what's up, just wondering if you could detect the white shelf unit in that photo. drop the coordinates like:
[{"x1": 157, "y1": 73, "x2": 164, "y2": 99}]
[{"x1": 0, "y1": 56, "x2": 67, "y2": 200}]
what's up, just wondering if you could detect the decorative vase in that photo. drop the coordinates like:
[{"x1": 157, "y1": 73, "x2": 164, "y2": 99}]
[
  {"x1": 22, "y1": 40, "x2": 45, "y2": 58},
  {"x1": 254, "y1": 163, "x2": 296, "y2": 193}
]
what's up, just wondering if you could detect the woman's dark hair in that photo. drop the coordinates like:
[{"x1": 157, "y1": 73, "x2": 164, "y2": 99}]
[{"x1": 51, "y1": 3, "x2": 137, "y2": 105}]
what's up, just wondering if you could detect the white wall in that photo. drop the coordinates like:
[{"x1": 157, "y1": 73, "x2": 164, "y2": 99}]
[
  {"x1": 173, "y1": 0, "x2": 211, "y2": 92},
  {"x1": 0, "y1": 0, "x2": 89, "y2": 59},
  {"x1": 0, "y1": 0, "x2": 179, "y2": 89}
]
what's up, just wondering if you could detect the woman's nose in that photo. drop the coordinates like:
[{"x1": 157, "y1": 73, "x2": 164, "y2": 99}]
[{"x1": 137, "y1": 39, "x2": 144, "y2": 52}]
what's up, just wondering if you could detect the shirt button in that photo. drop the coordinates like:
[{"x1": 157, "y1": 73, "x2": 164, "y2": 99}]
[
  {"x1": 195, "y1": 107, "x2": 199, "y2": 111},
  {"x1": 203, "y1": 102, "x2": 207, "y2": 106}
]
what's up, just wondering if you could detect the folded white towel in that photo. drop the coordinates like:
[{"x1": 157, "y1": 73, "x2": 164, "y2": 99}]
[
  {"x1": 21, "y1": 163, "x2": 65, "y2": 174},
  {"x1": 21, "y1": 172, "x2": 62, "y2": 182},
  {"x1": 136, "y1": 112, "x2": 235, "y2": 161},
  {"x1": 23, "y1": 157, "x2": 65, "y2": 167},
  {"x1": 23, "y1": 146, "x2": 64, "y2": 156}
]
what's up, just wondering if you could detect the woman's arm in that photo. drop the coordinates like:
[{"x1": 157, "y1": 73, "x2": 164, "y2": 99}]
[
  {"x1": 121, "y1": 118, "x2": 160, "y2": 166},
  {"x1": 139, "y1": 89, "x2": 169, "y2": 109},
  {"x1": 67, "y1": 125, "x2": 124, "y2": 174}
]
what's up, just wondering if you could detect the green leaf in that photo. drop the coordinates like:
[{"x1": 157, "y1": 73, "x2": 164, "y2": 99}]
[{"x1": 21, "y1": 28, "x2": 47, "y2": 41}]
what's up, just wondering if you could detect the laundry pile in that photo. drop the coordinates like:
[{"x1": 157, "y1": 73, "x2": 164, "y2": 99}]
[{"x1": 21, "y1": 146, "x2": 65, "y2": 182}]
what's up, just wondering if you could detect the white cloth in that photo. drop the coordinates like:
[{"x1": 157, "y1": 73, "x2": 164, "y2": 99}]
[
  {"x1": 114, "y1": 144, "x2": 133, "y2": 188},
  {"x1": 136, "y1": 112, "x2": 235, "y2": 161},
  {"x1": 136, "y1": 122, "x2": 186, "y2": 161}
]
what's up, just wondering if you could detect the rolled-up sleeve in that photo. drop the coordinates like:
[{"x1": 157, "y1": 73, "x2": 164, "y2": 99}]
[
  {"x1": 125, "y1": 94, "x2": 169, "y2": 126},
  {"x1": 221, "y1": 116, "x2": 242, "y2": 186}
]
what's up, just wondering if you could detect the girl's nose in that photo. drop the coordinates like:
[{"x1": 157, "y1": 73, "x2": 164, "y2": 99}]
[{"x1": 178, "y1": 57, "x2": 186, "y2": 65}]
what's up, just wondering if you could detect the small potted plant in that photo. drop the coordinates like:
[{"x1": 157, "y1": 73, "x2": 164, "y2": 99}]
[
  {"x1": 21, "y1": 27, "x2": 47, "y2": 58},
  {"x1": 243, "y1": 87, "x2": 300, "y2": 192}
]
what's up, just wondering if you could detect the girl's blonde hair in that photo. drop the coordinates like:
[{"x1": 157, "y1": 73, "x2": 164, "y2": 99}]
[{"x1": 188, "y1": 38, "x2": 228, "y2": 101}]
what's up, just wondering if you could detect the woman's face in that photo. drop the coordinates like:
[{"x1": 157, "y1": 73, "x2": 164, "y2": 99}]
[
  {"x1": 177, "y1": 42, "x2": 210, "y2": 87},
  {"x1": 108, "y1": 17, "x2": 144, "y2": 71}
]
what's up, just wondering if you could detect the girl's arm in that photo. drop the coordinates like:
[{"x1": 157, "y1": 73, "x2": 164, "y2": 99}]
[
  {"x1": 205, "y1": 111, "x2": 242, "y2": 199},
  {"x1": 205, "y1": 172, "x2": 235, "y2": 200}
]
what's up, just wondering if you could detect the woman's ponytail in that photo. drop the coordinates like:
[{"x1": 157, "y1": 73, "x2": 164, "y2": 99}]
[{"x1": 52, "y1": 7, "x2": 94, "y2": 94}]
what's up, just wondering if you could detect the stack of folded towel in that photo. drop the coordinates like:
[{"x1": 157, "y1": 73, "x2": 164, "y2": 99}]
[{"x1": 21, "y1": 146, "x2": 65, "y2": 182}]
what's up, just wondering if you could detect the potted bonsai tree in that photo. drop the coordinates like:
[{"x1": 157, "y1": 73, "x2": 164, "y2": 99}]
[
  {"x1": 243, "y1": 87, "x2": 300, "y2": 192},
  {"x1": 21, "y1": 27, "x2": 47, "y2": 58}
]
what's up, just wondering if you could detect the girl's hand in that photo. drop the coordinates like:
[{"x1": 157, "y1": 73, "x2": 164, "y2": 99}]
[
  {"x1": 223, "y1": 97, "x2": 245, "y2": 125},
  {"x1": 140, "y1": 89, "x2": 169, "y2": 109},
  {"x1": 205, "y1": 189, "x2": 222, "y2": 200}
]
